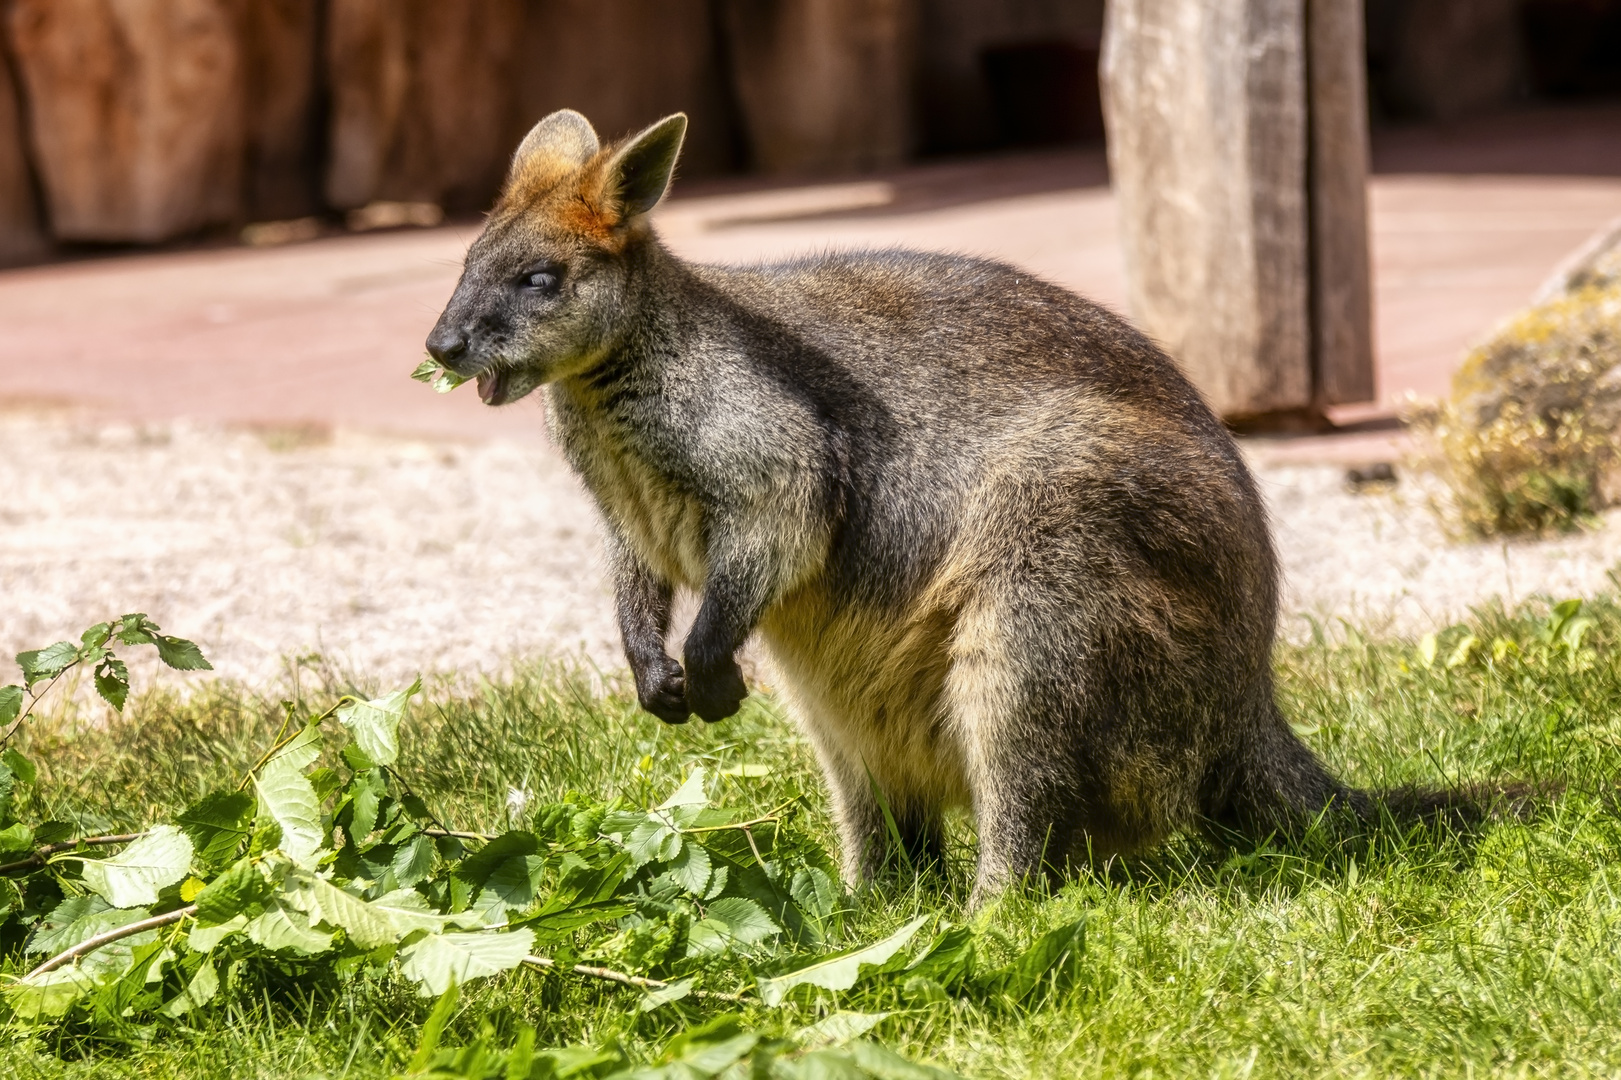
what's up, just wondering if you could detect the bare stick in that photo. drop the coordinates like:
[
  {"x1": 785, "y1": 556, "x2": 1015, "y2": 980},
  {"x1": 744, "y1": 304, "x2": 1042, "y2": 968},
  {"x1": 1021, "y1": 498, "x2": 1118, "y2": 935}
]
[
  {"x1": 25, "y1": 905, "x2": 196, "y2": 979},
  {"x1": 0, "y1": 833, "x2": 148, "y2": 876},
  {"x1": 422, "y1": 828, "x2": 496, "y2": 843},
  {"x1": 521, "y1": 954, "x2": 743, "y2": 1002}
]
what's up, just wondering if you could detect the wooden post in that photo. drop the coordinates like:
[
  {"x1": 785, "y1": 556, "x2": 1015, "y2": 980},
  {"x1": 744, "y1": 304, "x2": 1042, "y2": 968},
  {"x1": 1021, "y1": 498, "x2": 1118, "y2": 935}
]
[
  {"x1": 6, "y1": 0, "x2": 247, "y2": 243},
  {"x1": 0, "y1": 33, "x2": 47, "y2": 266},
  {"x1": 1308, "y1": 0, "x2": 1374, "y2": 407},
  {"x1": 721, "y1": 0, "x2": 916, "y2": 174},
  {"x1": 1101, "y1": 0, "x2": 1374, "y2": 423}
]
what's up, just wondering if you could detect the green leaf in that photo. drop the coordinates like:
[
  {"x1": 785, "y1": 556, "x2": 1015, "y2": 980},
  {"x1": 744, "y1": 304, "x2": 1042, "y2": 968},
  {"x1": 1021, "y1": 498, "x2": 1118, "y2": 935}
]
[
  {"x1": 398, "y1": 928, "x2": 536, "y2": 996},
  {"x1": 666, "y1": 840, "x2": 712, "y2": 894},
  {"x1": 2, "y1": 746, "x2": 35, "y2": 786},
  {"x1": 371, "y1": 888, "x2": 487, "y2": 935},
  {"x1": 113, "y1": 613, "x2": 158, "y2": 646},
  {"x1": 343, "y1": 771, "x2": 385, "y2": 840},
  {"x1": 194, "y1": 858, "x2": 272, "y2": 926},
  {"x1": 517, "y1": 854, "x2": 634, "y2": 938},
  {"x1": 335, "y1": 679, "x2": 420, "y2": 767},
  {"x1": 905, "y1": 926, "x2": 976, "y2": 989},
  {"x1": 457, "y1": 831, "x2": 541, "y2": 888},
  {"x1": 255, "y1": 756, "x2": 323, "y2": 869},
  {"x1": 483, "y1": 853, "x2": 546, "y2": 914},
  {"x1": 663, "y1": 1016, "x2": 758, "y2": 1073},
  {"x1": 287, "y1": 872, "x2": 401, "y2": 949},
  {"x1": 189, "y1": 914, "x2": 248, "y2": 953},
  {"x1": 706, "y1": 897, "x2": 779, "y2": 945},
  {"x1": 26, "y1": 896, "x2": 158, "y2": 979},
  {"x1": 75, "y1": 826, "x2": 194, "y2": 908},
  {"x1": 154, "y1": 634, "x2": 212, "y2": 671},
  {"x1": 309, "y1": 766, "x2": 344, "y2": 804},
  {"x1": 27, "y1": 895, "x2": 126, "y2": 955},
  {"x1": 847, "y1": 1040, "x2": 965, "y2": 1080},
  {"x1": 341, "y1": 741, "x2": 376, "y2": 772},
  {"x1": 0, "y1": 822, "x2": 32, "y2": 858},
  {"x1": 411, "y1": 359, "x2": 471, "y2": 393},
  {"x1": 4, "y1": 968, "x2": 97, "y2": 1020},
  {"x1": 638, "y1": 976, "x2": 695, "y2": 1012},
  {"x1": 626, "y1": 819, "x2": 682, "y2": 868},
  {"x1": 979, "y1": 918, "x2": 1085, "y2": 1002},
  {"x1": 178, "y1": 790, "x2": 256, "y2": 868},
  {"x1": 796, "y1": 1011, "x2": 891, "y2": 1048},
  {"x1": 92, "y1": 937, "x2": 167, "y2": 1020},
  {"x1": 93, "y1": 657, "x2": 130, "y2": 711},
  {"x1": 658, "y1": 768, "x2": 710, "y2": 810},
  {"x1": 757, "y1": 916, "x2": 930, "y2": 1006},
  {"x1": 18, "y1": 641, "x2": 78, "y2": 686},
  {"x1": 689, "y1": 897, "x2": 781, "y2": 957},
  {"x1": 267, "y1": 723, "x2": 323, "y2": 773},
  {"x1": 790, "y1": 866, "x2": 837, "y2": 921},
  {"x1": 159, "y1": 956, "x2": 220, "y2": 1018},
  {"x1": 391, "y1": 832, "x2": 437, "y2": 887},
  {"x1": 244, "y1": 902, "x2": 336, "y2": 954},
  {"x1": 0, "y1": 685, "x2": 23, "y2": 727}
]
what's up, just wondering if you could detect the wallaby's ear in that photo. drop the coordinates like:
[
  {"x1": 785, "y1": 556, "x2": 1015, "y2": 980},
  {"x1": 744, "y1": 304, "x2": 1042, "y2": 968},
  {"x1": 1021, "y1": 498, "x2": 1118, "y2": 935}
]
[
  {"x1": 603, "y1": 114, "x2": 687, "y2": 219},
  {"x1": 513, "y1": 109, "x2": 600, "y2": 171}
]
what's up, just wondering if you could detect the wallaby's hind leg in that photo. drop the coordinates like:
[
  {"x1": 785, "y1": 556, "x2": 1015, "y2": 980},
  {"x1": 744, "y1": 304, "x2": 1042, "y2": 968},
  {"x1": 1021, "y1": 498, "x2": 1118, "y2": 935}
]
[
  {"x1": 947, "y1": 600, "x2": 1089, "y2": 905},
  {"x1": 947, "y1": 592, "x2": 1180, "y2": 906},
  {"x1": 811, "y1": 747, "x2": 946, "y2": 886}
]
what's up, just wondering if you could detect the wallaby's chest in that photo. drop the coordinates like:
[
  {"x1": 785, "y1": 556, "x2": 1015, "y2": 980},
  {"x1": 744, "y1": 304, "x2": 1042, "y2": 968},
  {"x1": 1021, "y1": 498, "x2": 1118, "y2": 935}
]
[{"x1": 551, "y1": 396, "x2": 708, "y2": 588}]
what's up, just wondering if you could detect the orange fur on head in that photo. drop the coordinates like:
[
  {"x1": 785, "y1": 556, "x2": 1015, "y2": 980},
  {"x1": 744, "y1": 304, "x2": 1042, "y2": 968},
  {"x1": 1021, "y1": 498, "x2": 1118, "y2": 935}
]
[
  {"x1": 493, "y1": 111, "x2": 686, "y2": 252},
  {"x1": 493, "y1": 148, "x2": 622, "y2": 248}
]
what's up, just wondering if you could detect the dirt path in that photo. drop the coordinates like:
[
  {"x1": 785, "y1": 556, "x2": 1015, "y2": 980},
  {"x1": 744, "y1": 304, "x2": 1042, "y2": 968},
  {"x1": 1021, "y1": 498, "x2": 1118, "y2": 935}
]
[{"x1": 3, "y1": 412, "x2": 1615, "y2": 693}]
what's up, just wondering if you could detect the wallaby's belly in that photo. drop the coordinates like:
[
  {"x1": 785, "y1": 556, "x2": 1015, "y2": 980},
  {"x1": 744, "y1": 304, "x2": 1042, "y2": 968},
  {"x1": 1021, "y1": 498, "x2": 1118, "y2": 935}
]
[{"x1": 759, "y1": 580, "x2": 970, "y2": 812}]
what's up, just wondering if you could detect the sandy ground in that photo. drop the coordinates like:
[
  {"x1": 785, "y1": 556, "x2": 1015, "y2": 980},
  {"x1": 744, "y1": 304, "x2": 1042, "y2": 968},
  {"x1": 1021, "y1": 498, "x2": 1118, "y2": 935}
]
[{"x1": 3, "y1": 410, "x2": 1616, "y2": 694}]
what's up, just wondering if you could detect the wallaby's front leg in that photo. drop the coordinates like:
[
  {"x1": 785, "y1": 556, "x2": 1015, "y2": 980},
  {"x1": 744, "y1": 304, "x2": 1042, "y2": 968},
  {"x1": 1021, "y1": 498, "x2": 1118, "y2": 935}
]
[
  {"x1": 610, "y1": 537, "x2": 689, "y2": 725},
  {"x1": 682, "y1": 566, "x2": 754, "y2": 722},
  {"x1": 684, "y1": 516, "x2": 811, "y2": 721}
]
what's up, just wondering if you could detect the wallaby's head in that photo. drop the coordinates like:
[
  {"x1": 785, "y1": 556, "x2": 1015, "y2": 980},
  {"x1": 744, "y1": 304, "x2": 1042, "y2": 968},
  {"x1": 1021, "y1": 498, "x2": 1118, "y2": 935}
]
[{"x1": 425, "y1": 110, "x2": 687, "y2": 405}]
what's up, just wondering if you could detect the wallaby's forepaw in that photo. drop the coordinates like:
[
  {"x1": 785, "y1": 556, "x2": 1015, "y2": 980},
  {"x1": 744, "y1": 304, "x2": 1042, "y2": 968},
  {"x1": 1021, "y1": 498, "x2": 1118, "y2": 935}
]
[
  {"x1": 633, "y1": 654, "x2": 690, "y2": 724},
  {"x1": 685, "y1": 654, "x2": 746, "y2": 722}
]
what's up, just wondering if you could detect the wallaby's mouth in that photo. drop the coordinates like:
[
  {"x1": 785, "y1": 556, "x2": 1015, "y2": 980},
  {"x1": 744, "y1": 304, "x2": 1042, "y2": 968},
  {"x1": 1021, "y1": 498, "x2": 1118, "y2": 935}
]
[{"x1": 476, "y1": 368, "x2": 512, "y2": 406}]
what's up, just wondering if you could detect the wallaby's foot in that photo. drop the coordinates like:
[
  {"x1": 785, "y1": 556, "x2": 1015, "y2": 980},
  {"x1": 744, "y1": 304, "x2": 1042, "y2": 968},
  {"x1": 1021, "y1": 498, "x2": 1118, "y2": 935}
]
[
  {"x1": 631, "y1": 653, "x2": 689, "y2": 725},
  {"x1": 683, "y1": 653, "x2": 746, "y2": 722}
]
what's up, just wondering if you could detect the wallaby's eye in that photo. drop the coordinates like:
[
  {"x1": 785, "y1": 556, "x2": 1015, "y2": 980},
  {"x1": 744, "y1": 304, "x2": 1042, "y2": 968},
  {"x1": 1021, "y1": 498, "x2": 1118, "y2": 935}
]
[{"x1": 521, "y1": 266, "x2": 561, "y2": 293}]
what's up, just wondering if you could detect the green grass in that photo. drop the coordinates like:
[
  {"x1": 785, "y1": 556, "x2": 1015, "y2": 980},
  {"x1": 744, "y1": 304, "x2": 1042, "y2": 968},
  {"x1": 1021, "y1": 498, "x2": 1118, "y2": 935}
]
[{"x1": 8, "y1": 596, "x2": 1621, "y2": 1078}]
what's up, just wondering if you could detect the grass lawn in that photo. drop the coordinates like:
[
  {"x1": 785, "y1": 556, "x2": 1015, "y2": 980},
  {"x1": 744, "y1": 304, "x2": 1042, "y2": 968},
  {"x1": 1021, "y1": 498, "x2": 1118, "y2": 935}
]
[{"x1": 5, "y1": 595, "x2": 1621, "y2": 1078}]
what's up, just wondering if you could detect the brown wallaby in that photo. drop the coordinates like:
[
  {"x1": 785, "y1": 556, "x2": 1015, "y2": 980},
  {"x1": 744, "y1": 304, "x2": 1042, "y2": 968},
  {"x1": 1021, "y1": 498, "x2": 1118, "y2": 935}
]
[{"x1": 425, "y1": 110, "x2": 1432, "y2": 903}]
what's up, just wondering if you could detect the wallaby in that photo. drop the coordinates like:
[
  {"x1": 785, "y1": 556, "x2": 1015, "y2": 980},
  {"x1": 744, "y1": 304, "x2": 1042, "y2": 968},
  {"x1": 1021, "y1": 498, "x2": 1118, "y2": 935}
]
[{"x1": 425, "y1": 110, "x2": 1427, "y2": 903}]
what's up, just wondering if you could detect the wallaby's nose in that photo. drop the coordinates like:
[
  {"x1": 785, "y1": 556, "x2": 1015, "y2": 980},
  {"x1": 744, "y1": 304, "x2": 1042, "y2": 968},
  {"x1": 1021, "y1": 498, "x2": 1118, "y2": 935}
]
[{"x1": 426, "y1": 326, "x2": 468, "y2": 367}]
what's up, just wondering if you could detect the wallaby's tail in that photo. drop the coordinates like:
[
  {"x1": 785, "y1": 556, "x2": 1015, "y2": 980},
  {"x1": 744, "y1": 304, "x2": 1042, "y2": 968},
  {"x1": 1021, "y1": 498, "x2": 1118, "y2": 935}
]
[{"x1": 1212, "y1": 708, "x2": 1537, "y2": 844}]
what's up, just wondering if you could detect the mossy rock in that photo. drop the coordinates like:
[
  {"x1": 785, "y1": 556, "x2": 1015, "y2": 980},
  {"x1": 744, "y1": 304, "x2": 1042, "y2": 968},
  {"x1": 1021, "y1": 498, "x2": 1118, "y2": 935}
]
[{"x1": 1414, "y1": 219, "x2": 1621, "y2": 537}]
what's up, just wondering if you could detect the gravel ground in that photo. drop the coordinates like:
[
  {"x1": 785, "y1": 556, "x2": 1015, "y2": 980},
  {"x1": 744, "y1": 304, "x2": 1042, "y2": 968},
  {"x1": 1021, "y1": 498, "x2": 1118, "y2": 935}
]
[{"x1": 2, "y1": 411, "x2": 1617, "y2": 693}]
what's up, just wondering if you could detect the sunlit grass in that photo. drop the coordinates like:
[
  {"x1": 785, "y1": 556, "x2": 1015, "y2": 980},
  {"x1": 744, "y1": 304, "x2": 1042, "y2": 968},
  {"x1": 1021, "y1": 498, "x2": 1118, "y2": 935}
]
[{"x1": 7, "y1": 594, "x2": 1621, "y2": 1078}]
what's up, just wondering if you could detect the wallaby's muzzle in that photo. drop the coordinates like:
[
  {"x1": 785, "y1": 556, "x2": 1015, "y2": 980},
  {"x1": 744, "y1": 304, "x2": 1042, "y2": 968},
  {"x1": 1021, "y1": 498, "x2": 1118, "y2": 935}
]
[{"x1": 425, "y1": 296, "x2": 520, "y2": 405}]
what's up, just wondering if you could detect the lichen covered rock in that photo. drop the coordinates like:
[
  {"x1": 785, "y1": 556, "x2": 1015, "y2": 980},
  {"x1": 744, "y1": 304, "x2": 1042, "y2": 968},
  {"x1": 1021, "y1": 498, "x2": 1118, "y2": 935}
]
[{"x1": 1413, "y1": 221, "x2": 1621, "y2": 537}]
